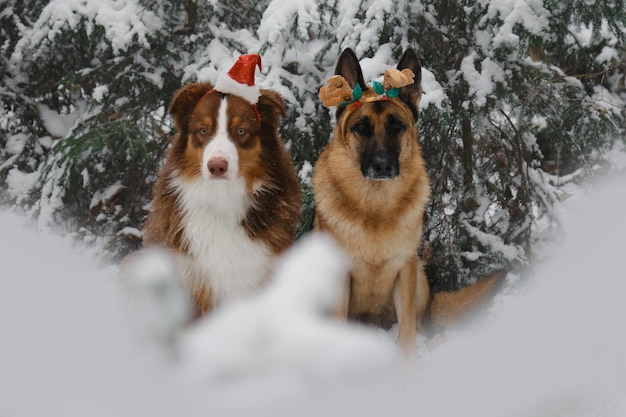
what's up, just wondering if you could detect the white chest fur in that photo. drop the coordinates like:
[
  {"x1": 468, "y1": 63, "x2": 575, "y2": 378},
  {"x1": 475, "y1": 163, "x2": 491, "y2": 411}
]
[{"x1": 172, "y1": 175, "x2": 272, "y2": 307}]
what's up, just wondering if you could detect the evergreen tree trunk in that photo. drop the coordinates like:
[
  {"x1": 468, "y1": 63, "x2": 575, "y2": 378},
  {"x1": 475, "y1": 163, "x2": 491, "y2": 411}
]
[{"x1": 462, "y1": 117, "x2": 475, "y2": 201}]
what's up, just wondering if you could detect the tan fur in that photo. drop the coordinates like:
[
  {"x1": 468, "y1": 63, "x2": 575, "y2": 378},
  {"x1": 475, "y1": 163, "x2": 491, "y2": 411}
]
[
  {"x1": 314, "y1": 49, "x2": 504, "y2": 353},
  {"x1": 314, "y1": 115, "x2": 430, "y2": 353},
  {"x1": 313, "y1": 49, "x2": 429, "y2": 353},
  {"x1": 429, "y1": 269, "x2": 507, "y2": 329}
]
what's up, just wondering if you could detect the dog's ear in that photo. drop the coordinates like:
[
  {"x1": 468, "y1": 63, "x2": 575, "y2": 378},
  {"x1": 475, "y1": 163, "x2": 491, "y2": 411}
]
[
  {"x1": 168, "y1": 82, "x2": 214, "y2": 133},
  {"x1": 334, "y1": 48, "x2": 367, "y2": 119},
  {"x1": 257, "y1": 89, "x2": 286, "y2": 129},
  {"x1": 396, "y1": 49, "x2": 422, "y2": 120},
  {"x1": 335, "y1": 48, "x2": 367, "y2": 90}
]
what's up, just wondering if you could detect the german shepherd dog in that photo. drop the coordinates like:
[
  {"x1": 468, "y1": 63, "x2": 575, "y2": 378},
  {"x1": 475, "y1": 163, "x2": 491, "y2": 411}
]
[{"x1": 313, "y1": 48, "x2": 502, "y2": 353}]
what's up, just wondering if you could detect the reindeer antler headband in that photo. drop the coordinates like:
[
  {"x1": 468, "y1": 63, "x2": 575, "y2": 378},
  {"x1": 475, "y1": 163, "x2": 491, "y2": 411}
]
[
  {"x1": 319, "y1": 67, "x2": 415, "y2": 108},
  {"x1": 320, "y1": 67, "x2": 416, "y2": 143}
]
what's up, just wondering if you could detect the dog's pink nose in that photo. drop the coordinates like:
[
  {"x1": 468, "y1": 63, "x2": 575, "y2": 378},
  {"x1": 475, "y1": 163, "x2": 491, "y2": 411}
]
[{"x1": 207, "y1": 157, "x2": 228, "y2": 178}]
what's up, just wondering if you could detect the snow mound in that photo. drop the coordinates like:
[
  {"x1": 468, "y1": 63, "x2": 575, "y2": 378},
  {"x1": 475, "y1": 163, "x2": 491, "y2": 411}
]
[
  {"x1": 178, "y1": 233, "x2": 397, "y2": 381},
  {"x1": 2, "y1": 174, "x2": 626, "y2": 416},
  {"x1": 120, "y1": 248, "x2": 193, "y2": 351}
]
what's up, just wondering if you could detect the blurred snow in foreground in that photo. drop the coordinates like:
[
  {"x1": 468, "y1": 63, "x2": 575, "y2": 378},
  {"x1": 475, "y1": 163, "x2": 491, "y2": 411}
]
[{"x1": 2, "y1": 174, "x2": 626, "y2": 417}]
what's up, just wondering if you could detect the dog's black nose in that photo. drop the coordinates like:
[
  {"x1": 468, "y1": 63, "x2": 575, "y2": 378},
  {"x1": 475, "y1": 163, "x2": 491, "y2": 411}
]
[
  {"x1": 372, "y1": 155, "x2": 394, "y2": 176},
  {"x1": 362, "y1": 152, "x2": 399, "y2": 180}
]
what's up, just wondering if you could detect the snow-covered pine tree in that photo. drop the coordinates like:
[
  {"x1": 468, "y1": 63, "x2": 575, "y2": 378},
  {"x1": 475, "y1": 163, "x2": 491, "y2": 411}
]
[
  {"x1": 411, "y1": 0, "x2": 626, "y2": 290},
  {"x1": 0, "y1": 0, "x2": 624, "y2": 290},
  {"x1": 0, "y1": 0, "x2": 50, "y2": 207}
]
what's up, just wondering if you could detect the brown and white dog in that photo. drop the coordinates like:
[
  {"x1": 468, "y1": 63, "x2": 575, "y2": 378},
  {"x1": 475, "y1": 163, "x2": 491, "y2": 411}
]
[
  {"x1": 314, "y1": 48, "x2": 502, "y2": 353},
  {"x1": 143, "y1": 55, "x2": 301, "y2": 316}
]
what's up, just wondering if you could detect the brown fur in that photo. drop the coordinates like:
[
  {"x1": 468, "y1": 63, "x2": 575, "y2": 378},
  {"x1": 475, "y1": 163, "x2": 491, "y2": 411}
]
[
  {"x1": 429, "y1": 269, "x2": 507, "y2": 330},
  {"x1": 313, "y1": 49, "x2": 504, "y2": 353},
  {"x1": 313, "y1": 49, "x2": 429, "y2": 353},
  {"x1": 143, "y1": 81, "x2": 301, "y2": 314}
]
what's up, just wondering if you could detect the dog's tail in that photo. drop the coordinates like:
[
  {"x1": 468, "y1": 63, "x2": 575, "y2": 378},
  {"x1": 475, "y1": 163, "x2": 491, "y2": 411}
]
[{"x1": 426, "y1": 269, "x2": 507, "y2": 331}]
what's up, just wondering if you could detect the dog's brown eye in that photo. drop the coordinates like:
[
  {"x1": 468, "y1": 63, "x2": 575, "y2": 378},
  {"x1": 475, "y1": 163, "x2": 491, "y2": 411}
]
[
  {"x1": 353, "y1": 119, "x2": 371, "y2": 136},
  {"x1": 387, "y1": 117, "x2": 406, "y2": 134}
]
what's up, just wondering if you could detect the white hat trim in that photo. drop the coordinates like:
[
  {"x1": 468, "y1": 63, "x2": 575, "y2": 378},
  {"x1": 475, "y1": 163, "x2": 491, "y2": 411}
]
[{"x1": 214, "y1": 74, "x2": 261, "y2": 105}]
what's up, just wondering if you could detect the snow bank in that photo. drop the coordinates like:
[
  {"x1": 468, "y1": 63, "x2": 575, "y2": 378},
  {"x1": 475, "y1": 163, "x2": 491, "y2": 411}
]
[
  {"x1": 412, "y1": 176, "x2": 626, "y2": 417},
  {"x1": 177, "y1": 234, "x2": 397, "y2": 382},
  {"x1": 2, "y1": 173, "x2": 626, "y2": 416},
  {"x1": 0, "y1": 213, "x2": 192, "y2": 417}
]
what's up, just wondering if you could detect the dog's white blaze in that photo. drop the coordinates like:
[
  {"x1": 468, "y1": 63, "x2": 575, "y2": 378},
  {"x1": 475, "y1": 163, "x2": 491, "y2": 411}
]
[
  {"x1": 201, "y1": 98, "x2": 239, "y2": 180},
  {"x1": 172, "y1": 156, "x2": 272, "y2": 306}
]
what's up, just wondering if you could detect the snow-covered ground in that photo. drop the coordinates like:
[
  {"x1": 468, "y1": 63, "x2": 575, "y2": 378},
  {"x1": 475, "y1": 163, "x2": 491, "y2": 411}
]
[{"x1": 2, "y1": 173, "x2": 626, "y2": 417}]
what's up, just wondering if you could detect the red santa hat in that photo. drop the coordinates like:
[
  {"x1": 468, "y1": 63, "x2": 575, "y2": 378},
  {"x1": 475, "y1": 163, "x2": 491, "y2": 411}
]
[{"x1": 214, "y1": 54, "x2": 262, "y2": 105}]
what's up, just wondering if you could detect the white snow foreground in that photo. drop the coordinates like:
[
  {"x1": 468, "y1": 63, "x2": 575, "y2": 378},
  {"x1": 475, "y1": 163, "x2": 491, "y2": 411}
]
[
  {"x1": 2, "y1": 176, "x2": 626, "y2": 416},
  {"x1": 121, "y1": 234, "x2": 398, "y2": 381}
]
